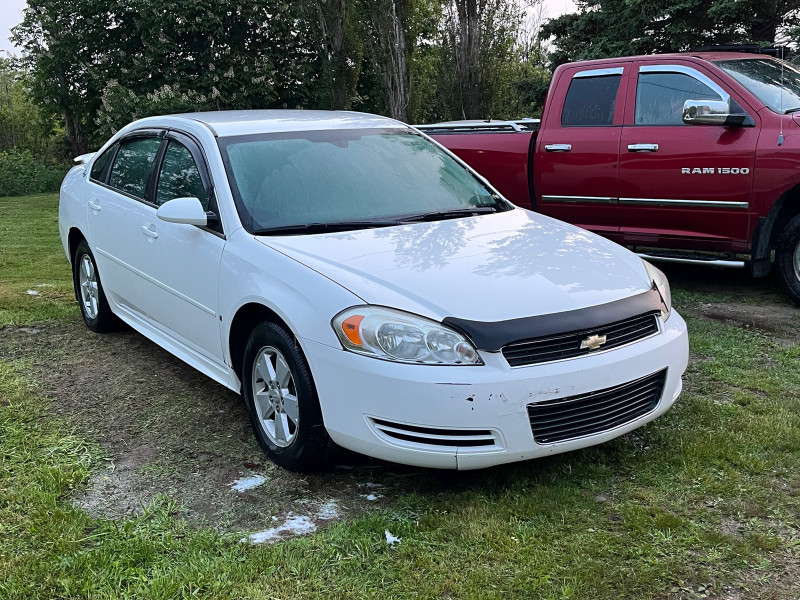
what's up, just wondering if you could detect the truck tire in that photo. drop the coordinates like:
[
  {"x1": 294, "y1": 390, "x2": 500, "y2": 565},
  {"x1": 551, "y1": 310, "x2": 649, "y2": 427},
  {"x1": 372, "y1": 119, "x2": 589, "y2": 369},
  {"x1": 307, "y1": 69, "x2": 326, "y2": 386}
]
[{"x1": 776, "y1": 214, "x2": 800, "y2": 306}]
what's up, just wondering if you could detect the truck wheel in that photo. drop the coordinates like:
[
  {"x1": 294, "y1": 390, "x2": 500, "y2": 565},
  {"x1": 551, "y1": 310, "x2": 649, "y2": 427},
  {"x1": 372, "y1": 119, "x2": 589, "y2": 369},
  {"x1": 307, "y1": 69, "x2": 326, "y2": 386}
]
[
  {"x1": 241, "y1": 321, "x2": 333, "y2": 471},
  {"x1": 776, "y1": 214, "x2": 800, "y2": 306}
]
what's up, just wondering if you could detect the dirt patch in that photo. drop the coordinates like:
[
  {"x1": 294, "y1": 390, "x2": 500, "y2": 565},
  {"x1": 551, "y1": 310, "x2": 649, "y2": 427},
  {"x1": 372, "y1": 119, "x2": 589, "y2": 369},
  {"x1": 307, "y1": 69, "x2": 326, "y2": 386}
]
[
  {"x1": 0, "y1": 320, "x2": 412, "y2": 535},
  {"x1": 661, "y1": 263, "x2": 800, "y2": 345}
]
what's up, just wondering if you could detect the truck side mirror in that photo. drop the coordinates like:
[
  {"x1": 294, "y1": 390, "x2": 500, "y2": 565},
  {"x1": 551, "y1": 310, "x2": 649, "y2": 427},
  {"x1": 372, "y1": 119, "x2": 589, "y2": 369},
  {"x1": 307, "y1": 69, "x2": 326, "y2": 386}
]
[{"x1": 682, "y1": 99, "x2": 753, "y2": 127}]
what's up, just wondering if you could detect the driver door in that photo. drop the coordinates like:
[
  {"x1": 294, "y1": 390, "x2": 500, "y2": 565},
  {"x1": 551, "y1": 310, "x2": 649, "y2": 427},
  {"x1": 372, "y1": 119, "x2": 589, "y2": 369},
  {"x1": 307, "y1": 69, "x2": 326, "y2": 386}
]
[{"x1": 618, "y1": 61, "x2": 758, "y2": 249}]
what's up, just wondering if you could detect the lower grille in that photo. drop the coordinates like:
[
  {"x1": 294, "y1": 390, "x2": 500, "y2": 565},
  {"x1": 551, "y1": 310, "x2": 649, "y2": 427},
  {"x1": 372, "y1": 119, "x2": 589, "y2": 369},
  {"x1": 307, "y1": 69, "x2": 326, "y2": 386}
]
[
  {"x1": 371, "y1": 418, "x2": 497, "y2": 448},
  {"x1": 527, "y1": 369, "x2": 667, "y2": 444},
  {"x1": 503, "y1": 311, "x2": 660, "y2": 367}
]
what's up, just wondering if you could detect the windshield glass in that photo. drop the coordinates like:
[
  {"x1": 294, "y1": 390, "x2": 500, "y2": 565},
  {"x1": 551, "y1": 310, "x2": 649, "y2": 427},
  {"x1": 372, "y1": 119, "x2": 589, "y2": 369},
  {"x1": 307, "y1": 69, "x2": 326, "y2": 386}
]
[
  {"x1": 715, "y1": 58, "x2": 800, "y2": 113},
  {"x1": 218, "y1": 128, "x2": 507, "y2": 234}
]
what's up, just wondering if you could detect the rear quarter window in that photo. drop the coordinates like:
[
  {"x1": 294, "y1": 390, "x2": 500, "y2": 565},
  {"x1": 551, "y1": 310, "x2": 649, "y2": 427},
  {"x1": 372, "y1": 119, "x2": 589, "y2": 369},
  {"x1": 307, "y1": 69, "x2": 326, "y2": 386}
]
[{"x1": 89, "y1": 145, "x2": 116, "y2": 182}]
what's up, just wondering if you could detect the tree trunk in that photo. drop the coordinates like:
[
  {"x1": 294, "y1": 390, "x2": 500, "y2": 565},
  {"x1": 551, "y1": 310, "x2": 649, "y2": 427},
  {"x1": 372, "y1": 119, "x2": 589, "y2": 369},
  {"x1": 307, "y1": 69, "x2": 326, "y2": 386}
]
[
  {"x1": 454, "y1": 0, "x2": 483, "y2": 119},
  {"x1": 368, "y1": 0, "x2": 409, "y2": 122},
  {"x1": 315, "y1": 0, "x2": 350, "y2": 109}
]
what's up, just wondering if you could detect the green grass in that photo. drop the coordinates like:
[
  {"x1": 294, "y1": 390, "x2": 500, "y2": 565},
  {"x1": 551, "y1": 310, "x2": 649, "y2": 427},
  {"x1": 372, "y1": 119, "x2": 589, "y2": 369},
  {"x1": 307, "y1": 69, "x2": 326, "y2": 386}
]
[
  {"x1": 2, "y1": 194, "x2": 800, "y2": 598},
  {"x1": 0, "y1": 193, "x2": 78, "y2": 325}
]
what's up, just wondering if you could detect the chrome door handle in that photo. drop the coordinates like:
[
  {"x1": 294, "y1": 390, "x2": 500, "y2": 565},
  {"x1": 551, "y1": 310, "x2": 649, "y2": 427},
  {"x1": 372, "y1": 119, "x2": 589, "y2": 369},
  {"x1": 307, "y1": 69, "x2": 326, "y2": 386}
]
[
  {"x1": 140, "y1": 225, "x2": 158, "y2": 239},
  {"x1": 88, "y1": 201, "x2": 102, "y2": 211},
  {"x1": 627, "y1": 143, "x2": 659, "y2": 152},
  {"x1": 545, "y1": 144, "x2": 572, "y2": 152}
]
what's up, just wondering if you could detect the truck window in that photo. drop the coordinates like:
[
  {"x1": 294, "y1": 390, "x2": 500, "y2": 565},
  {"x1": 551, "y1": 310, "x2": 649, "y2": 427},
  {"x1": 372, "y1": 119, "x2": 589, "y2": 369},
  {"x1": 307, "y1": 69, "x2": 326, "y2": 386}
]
[
  {"x1": 635, "y1": 72, "x2": 721, "y2": 126},
  {"x1": 561, "y1": 75, "x2": 621, "y2": 127}
]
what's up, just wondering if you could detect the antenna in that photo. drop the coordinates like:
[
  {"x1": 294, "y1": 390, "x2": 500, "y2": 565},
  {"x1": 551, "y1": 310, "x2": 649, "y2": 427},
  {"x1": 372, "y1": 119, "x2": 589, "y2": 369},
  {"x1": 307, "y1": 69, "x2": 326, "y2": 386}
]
[{"x1": 779, "y1": 46, "x2": 785, "y2": 146}]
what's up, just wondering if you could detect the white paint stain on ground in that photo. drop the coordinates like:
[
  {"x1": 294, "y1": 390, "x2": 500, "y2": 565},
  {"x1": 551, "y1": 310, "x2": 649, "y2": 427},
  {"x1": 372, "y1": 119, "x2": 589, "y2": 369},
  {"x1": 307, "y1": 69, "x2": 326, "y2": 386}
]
[
  {"x1": 244, "y1": 514, "x2": 317, "y2": 544},
  {"x1": 385, "y1": 530, "x2": 401, "y2": 546},
  {"x1": 317, "y1": 499, "x2": 339, "y2": 520},
  {"x1": 26, "y1": 290, "x2": 39, "y2": 296},
  {"x1": 229, "y1": 475, "x2": 266, "y2": 492},
  {"x1": 243, "y1": 499, "x2": 340, "y2": 545},
  {"x1": 362, "y1": 493, "x2": 383, "y2": 501}
]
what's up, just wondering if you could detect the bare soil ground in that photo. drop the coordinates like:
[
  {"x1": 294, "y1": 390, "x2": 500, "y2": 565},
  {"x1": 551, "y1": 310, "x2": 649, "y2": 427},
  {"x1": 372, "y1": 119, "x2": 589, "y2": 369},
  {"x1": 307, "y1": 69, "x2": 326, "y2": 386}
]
[{"x1": 0, "y1": 319, "x2": 428, "y2": 539}]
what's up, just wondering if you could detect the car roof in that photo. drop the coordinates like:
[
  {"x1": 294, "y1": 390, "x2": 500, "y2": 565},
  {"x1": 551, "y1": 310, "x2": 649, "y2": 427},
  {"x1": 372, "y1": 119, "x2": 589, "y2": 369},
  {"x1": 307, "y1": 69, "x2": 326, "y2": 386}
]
[{"x1": 149, "y1": 109, "x2": 408, "y2": 137}]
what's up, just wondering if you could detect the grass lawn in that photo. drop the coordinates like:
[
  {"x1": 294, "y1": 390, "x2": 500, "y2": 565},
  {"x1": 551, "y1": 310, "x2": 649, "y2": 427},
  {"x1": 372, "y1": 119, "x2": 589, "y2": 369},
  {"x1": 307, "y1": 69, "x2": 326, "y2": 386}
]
[{"x1": 1, "y1": 194, "x2": 799, "y2": 599}]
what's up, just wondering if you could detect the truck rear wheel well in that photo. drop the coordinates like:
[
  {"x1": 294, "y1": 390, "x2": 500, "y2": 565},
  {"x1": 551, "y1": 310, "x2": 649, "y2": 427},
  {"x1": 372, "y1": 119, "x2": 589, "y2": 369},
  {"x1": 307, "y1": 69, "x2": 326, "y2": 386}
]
[{"x1": 228, "y1": 303, "x2": 294, "y2": 384}]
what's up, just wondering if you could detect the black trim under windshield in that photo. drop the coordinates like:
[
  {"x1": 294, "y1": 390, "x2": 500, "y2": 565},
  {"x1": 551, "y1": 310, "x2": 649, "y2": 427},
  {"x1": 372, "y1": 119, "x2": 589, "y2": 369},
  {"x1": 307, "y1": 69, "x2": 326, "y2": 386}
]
[{"x1": 217, "y1": 128, "x2": 511, "y2": 235}]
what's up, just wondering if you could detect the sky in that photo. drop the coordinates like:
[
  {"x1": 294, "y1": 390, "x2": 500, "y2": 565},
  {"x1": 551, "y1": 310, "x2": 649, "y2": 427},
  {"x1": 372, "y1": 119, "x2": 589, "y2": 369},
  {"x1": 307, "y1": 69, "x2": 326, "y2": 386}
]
[{"x1": 0, "y1": 0, "x2": 578, "y2": 56}]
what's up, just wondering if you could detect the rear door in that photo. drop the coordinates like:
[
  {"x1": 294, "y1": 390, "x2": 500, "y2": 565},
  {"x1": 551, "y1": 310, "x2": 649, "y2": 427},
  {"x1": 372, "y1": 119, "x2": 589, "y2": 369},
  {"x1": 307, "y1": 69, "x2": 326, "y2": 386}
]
[
  {"x1": 534, "y1": 63, "x2": 629, "y2": 238},
  {"x1": 617, "y1": 61, "x2": 758, "y2": 251},
  {"x1": 87, "y1": 132, "x2": 164, "y2": 315}
]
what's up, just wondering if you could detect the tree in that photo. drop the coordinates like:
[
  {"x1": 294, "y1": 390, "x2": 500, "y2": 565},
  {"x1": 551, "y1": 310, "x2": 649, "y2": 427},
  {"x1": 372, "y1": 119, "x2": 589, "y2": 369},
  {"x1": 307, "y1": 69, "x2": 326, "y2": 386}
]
[{"x1": 541, "y1": 0, "x2": 800, "y2": 67}]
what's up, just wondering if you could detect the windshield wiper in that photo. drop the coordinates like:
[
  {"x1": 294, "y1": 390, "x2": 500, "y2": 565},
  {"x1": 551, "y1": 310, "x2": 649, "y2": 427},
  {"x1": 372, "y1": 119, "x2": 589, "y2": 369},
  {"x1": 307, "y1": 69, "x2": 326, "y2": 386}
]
[
  {"x1": 253, "y1": 220, "x2": 401, "y2": 236},
  {"x1": 784, "y1": 107, "x2": 800, "y2": 114},
  {"x1": 396, "y1": 206, "x2": 499, "y2": 223}
]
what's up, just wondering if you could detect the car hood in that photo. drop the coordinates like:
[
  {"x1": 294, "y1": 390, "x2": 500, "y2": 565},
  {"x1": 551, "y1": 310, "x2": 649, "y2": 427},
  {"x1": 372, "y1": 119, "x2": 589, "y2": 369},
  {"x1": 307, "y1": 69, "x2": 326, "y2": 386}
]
[{"x1": 256, "y1": 209, "x2": 651, "y2": 322}]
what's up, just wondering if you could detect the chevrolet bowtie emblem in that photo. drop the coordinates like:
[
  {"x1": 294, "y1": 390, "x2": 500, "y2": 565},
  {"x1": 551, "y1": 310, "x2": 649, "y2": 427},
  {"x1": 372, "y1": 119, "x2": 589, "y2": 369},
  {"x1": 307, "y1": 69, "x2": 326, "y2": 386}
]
[{"x1": 580, "y1": 334, "x2": 607, "y2": 351}]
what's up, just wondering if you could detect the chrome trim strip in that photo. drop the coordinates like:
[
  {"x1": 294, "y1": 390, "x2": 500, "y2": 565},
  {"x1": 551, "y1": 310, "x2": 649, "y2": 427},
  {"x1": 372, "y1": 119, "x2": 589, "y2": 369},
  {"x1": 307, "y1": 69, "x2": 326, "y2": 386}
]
[
  {"x1": 574, "y1": 67, "x2": 624, "y2": 78},
  {"x1": 637, "y1": 254, "x2": 746, "y2": 269},
  {"x1": 619, "y1": 197, "x2": 748, "y2": 209},
  {"x1": 638, "y1": 64, "x2": 729, "y2": 102},
  {"x1": 542, "y1": 195, "x2": 617, "y2": 204},
  {"x1": 95, "y1": 247, "x2": 216, "y2": 316}
]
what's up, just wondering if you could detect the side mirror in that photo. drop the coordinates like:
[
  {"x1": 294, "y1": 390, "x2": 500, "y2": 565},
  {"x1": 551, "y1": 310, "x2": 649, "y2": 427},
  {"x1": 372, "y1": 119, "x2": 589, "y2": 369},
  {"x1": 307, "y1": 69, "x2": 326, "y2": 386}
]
[
  {"x1": 156, "y1": 197, "x2": 209, "y2": 226},
  {"x1": 682, "y1": 99, "x2": 752, "y2": 126}
]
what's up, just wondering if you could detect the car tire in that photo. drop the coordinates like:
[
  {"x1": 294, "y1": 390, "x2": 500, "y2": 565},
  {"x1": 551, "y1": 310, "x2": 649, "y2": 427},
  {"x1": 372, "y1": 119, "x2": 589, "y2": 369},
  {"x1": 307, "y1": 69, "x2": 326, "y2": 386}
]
[
  {"x1": 776, "y1": 214, "x2": 800, "y2": 306},
  {"x1": 242, "y1": 321, "x2": 333, "y2": 471},
  {"x1": 72, "y1": 240, "x2": 118, "y2": 332}
]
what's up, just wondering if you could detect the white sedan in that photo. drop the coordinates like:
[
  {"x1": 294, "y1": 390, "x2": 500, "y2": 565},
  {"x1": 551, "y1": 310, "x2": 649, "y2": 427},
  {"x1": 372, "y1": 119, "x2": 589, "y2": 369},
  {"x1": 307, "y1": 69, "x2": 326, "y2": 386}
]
[{"x1": 59, "y1": 110, "x2": 688, "y2": 471}]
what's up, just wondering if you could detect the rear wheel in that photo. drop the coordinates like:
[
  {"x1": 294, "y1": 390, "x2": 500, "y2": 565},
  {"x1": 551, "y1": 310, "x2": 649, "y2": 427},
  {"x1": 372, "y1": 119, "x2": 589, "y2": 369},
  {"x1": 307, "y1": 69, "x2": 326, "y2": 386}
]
[
  {"x1": 72, "y1": 240, "x2": 118, "y2": 332},
  {"x1": 241, "y1": 321, "x2": 332, "y2": 471},
  {"x1": 776, "y1": 214, "x2": 800, "y2": 306}
]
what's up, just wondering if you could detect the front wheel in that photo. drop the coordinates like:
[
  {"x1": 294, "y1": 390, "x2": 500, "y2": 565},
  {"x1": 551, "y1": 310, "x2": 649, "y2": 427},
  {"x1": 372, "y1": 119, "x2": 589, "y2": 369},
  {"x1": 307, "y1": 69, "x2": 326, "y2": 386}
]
[
  {"x1": 776, "y1": 214, "x2": 800, "y2": 306},
  {"x1": 241, "y1": 321, "x2": 332, "y2": 471}
]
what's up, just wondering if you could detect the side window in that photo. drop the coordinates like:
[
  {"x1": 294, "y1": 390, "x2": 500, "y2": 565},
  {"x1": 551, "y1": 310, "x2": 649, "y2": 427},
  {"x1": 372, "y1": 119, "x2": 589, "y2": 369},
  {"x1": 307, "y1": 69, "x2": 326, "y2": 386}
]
[
  {"x1": 89, "y1": 144, "x2": 116, "y2": 182},
  {"x1": 561, "y1": 75, "x2": 621, "y2": 127},
  {"x1": 109, "y1": 137, "x2": 162, "y2": 200},
  {"x1": 635, "y1": 72, "x2": 721, "y2": 126},
  {"x1": 156, "y1": 141, "x2": 210, "y2": 209}
]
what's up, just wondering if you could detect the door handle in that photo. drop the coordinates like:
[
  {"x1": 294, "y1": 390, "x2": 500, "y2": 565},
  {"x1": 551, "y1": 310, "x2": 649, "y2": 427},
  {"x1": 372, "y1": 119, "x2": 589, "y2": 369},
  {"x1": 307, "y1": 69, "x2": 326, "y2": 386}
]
[
  {"x1": 140, "y1": 225, "x2": 159, "y2": 239},
  {"x1": 88, "y1": 201, "x2": 102, "y2": 211},
  {"x1": 627, "y1": 143, "x2": 659, "y2": 152},
  {"x1": 545, "y1": 144, "x2": 572, "y2": 152}
]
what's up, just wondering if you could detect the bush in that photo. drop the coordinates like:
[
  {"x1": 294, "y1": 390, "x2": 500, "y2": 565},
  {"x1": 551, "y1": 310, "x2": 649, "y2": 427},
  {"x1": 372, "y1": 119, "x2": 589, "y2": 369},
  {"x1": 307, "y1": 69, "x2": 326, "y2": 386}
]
[{"x1": 0, "y1": 150, "x2": 69, "y2": 197}]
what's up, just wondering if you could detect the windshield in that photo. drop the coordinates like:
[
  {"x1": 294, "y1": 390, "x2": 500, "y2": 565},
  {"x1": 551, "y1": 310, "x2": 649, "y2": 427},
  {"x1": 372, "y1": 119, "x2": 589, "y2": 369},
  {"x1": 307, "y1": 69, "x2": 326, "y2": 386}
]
[
  {"x1": 218, "y1": 128, "x2": 508, "y2": 234},
  {"x1": 715, "y1": 58, "x2": 800, "y2": 113}
]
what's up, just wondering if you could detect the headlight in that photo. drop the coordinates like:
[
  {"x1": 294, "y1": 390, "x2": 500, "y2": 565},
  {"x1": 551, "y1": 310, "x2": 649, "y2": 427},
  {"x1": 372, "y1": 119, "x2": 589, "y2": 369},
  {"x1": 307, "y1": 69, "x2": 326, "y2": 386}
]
[
  {"x1": 642, "y1": 260, "x2": 672, "y2": 320},
  {"x1": 332, "y1": 306, "x2": 483, "y2": 365}
]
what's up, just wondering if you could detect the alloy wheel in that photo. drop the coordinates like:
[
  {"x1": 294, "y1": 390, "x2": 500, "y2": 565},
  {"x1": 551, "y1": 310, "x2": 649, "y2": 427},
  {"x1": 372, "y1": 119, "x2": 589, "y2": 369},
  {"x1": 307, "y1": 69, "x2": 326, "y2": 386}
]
[{"x1": 251, "y1": 345, "x2": 299, "y2": 447}]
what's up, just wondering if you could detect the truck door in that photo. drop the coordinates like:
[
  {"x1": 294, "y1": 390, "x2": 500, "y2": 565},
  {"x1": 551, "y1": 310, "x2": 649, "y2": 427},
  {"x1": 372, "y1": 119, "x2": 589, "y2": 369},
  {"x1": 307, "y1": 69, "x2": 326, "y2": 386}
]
[
  {"x1": 618, "y1": 61, "x2": 757, "y2": 251},
  {"x1": 534, "y1": 64, "x2": 629, "y2": 239}
]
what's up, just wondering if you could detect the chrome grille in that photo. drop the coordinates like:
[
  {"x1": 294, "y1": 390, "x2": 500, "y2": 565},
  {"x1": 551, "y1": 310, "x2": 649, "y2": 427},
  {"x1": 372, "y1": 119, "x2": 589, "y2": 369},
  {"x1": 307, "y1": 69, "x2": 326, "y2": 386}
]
[
  {"x1": 527, "y1": 369, "x2": 667, "y2": 444},
  {"x1": 502, "y1": 311, "x2": 659, "y2": 367}
]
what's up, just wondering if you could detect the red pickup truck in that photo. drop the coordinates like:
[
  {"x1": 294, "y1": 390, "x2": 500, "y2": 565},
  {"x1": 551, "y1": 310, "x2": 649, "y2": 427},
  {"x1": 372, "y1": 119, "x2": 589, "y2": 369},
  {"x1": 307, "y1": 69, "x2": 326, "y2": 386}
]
[{"x1": 418, "y1": 52, "x2": 800, "y2": 304}]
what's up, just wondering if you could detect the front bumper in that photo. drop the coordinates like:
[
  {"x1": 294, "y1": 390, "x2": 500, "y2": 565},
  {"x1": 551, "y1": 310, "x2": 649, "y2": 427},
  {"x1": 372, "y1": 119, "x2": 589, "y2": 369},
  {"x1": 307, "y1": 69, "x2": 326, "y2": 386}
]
[{"x1": 302, "y1": 311, "x2": 689, "y2": 469}]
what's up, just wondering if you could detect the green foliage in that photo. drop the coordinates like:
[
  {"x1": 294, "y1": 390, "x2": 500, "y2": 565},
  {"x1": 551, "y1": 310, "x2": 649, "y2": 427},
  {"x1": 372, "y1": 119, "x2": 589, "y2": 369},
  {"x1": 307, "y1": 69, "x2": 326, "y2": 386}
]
[
  {"x1": 0, "y1": 59, "x2": 67, "y2": 160},
  {"x1": 541, "y1": 0, "x2": 800, "y2": 67},
  {"x1": 0, "y1": 151, "x2": 67, "y2": 197}
]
